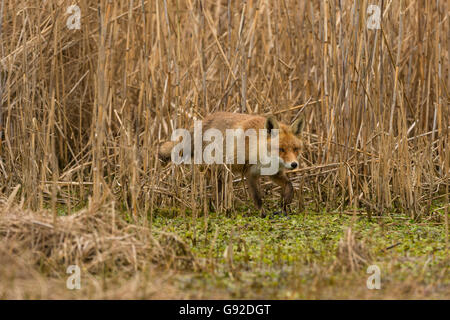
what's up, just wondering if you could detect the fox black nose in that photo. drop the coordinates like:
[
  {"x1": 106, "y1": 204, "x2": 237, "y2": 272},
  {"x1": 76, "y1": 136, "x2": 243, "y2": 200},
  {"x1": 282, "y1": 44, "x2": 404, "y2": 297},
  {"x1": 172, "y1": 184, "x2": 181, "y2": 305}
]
[{"x1": 291, "y1": 162, "x2": 298, "y2": 169}]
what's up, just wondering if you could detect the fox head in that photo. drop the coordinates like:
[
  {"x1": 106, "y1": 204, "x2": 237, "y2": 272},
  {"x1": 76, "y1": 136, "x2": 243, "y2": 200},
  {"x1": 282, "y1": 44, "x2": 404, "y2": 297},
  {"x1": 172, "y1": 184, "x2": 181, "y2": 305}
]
[{"x1": 265, "y1": 115, "x2": 305, "y2": 170}]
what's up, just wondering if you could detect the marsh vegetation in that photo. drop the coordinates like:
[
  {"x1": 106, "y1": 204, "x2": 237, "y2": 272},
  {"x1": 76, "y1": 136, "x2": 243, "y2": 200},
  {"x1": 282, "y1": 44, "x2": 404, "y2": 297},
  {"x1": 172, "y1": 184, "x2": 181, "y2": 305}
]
[{"x1": 0, "y1": 0, "x2": 448, "y2": 299}]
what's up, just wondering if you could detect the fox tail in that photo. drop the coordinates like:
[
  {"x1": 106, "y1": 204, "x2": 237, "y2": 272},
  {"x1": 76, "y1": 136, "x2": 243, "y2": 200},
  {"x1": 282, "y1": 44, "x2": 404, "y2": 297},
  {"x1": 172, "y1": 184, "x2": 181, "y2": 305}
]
[{"x1": 158, "y1": 141, "x2": 177, "y2": 161}]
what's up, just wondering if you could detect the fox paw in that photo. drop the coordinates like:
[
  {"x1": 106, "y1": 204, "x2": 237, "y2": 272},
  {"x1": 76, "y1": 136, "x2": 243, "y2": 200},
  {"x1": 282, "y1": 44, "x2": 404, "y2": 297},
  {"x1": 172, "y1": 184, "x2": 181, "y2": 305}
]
[{"x1": 259, "y1": 207, "x2": 267, "y2": 218}]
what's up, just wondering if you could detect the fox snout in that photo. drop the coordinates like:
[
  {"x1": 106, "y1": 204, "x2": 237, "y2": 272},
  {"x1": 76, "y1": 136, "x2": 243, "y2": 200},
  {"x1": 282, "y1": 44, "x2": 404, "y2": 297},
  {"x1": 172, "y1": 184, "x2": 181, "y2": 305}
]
[
  {"x1": 278, "y1": 147, "x2": 301, "y2": 170},
  {"x1": 280, "y1": 158, "x2": 299, "y2": 170}
]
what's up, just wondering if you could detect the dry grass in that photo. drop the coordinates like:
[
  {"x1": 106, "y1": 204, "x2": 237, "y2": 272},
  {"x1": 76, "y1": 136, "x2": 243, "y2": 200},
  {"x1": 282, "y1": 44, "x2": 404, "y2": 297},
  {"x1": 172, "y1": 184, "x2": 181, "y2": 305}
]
[
  {"x1": 0, "y1": 0, "x2": 448, "y2": 299},
  {"x1": 0, "y1": 198, "x2": 198, "y2": 273},
  {"x1": 335, "y1": 227, "x2": 373, "y2": 272},
  {"x1": 0, "y1": 197, "x2": 202, "y2": 299}
]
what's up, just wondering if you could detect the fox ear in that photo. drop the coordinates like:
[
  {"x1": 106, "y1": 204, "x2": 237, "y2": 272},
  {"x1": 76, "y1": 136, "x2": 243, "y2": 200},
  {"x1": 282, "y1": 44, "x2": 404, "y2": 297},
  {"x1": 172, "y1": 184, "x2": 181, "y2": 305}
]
[
  {"x1": 265, "y1": 116, "x2": 279, "y2": 135},
  {"x1": 291, "y1": 117, "x2": 305, "y2": 136}
]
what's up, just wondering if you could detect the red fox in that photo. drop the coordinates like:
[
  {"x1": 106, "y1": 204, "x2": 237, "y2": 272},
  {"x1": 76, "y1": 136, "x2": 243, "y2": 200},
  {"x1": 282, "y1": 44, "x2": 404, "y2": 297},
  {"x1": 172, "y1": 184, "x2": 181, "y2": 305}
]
[{"x1": 159, "y1": 112, "x2": 304, "y2": 213}]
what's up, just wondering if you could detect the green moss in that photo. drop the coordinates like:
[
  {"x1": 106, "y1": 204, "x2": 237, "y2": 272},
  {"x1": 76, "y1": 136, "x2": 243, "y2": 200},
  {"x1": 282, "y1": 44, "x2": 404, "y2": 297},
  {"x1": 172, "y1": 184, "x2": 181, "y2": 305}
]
[{"x1": 149, "y1": 206, "x2": 448, "y2": 298}]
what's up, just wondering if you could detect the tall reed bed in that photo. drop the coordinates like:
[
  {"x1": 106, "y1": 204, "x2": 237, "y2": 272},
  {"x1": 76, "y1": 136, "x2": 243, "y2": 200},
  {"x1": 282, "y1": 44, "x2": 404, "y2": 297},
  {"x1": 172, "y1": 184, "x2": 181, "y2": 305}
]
[{"x1": 0, "y1": 0, "x2": 448, "y2": 229}]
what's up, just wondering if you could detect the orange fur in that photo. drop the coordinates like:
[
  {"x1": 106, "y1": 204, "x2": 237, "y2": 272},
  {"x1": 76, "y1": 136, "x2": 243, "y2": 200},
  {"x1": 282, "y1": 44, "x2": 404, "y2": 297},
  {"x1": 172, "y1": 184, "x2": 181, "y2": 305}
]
[{"x1": 158, "y1": 112, "x2": 305, "y2": 213}]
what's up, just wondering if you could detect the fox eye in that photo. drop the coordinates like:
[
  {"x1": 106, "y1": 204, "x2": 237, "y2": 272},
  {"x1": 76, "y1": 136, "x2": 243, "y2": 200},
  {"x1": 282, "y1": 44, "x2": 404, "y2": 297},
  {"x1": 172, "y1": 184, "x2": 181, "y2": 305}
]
[
  {"x1": 279, "y1": 148, "x2": 285, "y2": 152},
  {"x1": 294, "y1": 147, "x2": 300, "y2": 152}
]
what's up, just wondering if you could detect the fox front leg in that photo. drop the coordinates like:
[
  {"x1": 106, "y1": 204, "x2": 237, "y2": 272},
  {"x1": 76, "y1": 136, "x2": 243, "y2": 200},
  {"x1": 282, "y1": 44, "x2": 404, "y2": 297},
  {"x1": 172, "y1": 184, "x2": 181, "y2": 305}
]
[
  {"x1": 270, "y1": 172, "x2": 294, "y2": 214},
  {"x1": 244, "y1": 172, "x2": 265, "y2": 216}
]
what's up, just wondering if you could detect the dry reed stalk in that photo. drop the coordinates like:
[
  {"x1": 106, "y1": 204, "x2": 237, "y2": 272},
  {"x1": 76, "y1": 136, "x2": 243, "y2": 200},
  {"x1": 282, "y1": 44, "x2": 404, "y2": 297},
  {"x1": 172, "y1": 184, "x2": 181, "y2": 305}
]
[{"x1": 0, "y1": 0, "x2": 447, "y2": 224}]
